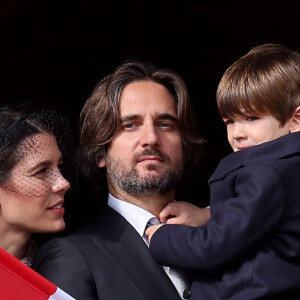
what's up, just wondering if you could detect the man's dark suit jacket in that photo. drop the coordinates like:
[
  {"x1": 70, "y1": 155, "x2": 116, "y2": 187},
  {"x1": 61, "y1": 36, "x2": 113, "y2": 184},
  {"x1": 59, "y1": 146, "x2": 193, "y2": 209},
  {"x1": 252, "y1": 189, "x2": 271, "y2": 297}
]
[
  {"x1": 150, "y1": 132, "x2": 300, "y2": 300},
  {"x1": 33, "y1": 206, "x2": 181, "y2": 300}
]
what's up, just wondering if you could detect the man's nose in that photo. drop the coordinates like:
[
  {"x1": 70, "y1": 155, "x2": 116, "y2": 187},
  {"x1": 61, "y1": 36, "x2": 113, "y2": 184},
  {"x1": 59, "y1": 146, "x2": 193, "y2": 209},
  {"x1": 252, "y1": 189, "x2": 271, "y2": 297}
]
[{"x1": 140, "y1": 124, "x2": 159, "y2": 147}]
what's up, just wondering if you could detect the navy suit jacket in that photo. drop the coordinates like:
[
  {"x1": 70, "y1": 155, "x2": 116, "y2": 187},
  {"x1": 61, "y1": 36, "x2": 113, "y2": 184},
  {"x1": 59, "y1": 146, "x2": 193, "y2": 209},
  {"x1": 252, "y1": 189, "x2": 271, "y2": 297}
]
[
  {"x1": 33, "y1": 206, "x2": 181, "y2": 300},
  {"x1": 150, "y1": 132, "x2": 300, "y2": 299}
]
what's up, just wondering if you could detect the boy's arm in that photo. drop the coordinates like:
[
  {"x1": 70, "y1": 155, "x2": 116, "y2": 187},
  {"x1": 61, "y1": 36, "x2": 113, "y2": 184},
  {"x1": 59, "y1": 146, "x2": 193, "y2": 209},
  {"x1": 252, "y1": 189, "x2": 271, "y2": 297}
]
[
  {"x1": 148, "y1": 165, "x2": 286, "y2": 272},
  {"x1": 146, "y1": 202, "x2": 210, "y2": 243}
]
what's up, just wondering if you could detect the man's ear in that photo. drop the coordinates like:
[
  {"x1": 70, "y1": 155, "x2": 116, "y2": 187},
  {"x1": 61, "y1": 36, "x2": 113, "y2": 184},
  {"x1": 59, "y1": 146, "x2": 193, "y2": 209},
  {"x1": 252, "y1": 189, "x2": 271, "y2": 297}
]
[
  {"x1": 289, "y1": 106, "x2": 300, "y2": 133},
  {"x1": 97, "y1": 157, "x2": 106, "y2": 168}
]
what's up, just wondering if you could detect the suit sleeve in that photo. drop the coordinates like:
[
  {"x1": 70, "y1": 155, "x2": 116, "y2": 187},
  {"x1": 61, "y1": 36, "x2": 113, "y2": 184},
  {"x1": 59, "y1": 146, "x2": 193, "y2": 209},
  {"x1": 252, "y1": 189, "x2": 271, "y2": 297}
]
[
  {"x1": 33, "y1": 238, "x2": 98, "y2": 300},
  {"x1": 149, "y1": 164, "x2": 286, "y2": 272}
]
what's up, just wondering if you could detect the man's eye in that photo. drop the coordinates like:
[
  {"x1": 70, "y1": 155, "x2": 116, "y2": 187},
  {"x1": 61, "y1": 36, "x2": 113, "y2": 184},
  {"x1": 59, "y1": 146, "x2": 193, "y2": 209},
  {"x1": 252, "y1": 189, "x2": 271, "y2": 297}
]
[
  {"x1": 160, "y1": 122, "x2": 170, "y2": 128},
  {"x1": 124, "y1": 123, "x2": 135, "y2": 129},
  {"x1": 159, "y1": 121, "x2": 178, "y2": 130},
  {"x1": 122, "y1": 122, "x2": 139, "y2": 131}
]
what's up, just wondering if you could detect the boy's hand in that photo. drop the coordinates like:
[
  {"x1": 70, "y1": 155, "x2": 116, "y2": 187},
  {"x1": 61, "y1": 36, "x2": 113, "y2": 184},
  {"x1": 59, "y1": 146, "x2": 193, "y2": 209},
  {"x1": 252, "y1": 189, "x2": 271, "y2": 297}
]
[
  {"x1": 159, "y1": 201, "x2": 211, "y2": 226},
  {"x1": 145, "y1": 224, "x2": 164, "y2": 243}
]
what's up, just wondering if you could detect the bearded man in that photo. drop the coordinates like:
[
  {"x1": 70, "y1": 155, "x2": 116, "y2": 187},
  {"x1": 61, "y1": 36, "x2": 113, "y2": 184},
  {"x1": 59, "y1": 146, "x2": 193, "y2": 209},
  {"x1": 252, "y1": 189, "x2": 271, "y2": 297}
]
[{"x1": 33, "y1": 61, "x2": 208, "y2": 300}]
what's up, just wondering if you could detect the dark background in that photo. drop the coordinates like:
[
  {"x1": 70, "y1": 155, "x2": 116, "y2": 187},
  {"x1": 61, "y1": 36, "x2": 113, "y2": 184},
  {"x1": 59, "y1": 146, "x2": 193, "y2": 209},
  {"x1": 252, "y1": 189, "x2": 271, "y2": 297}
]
[{"x1": 1, "y1": 0, "x2": 300, "y2": 228}]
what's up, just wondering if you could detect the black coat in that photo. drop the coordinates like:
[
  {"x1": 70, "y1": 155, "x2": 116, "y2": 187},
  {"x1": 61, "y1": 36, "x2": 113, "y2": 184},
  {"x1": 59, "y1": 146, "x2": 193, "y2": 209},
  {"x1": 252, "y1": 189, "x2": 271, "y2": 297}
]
[{"x1": 33, "y1": 206, "x2": 181, "y2": 300}]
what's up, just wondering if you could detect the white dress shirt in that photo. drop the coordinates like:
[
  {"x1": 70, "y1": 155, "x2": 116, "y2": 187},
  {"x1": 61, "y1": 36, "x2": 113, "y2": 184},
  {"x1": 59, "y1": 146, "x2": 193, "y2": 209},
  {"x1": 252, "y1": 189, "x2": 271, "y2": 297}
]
[
  {"x1": 108, "y1": 193, "x2": 156, "y2": 245},
  {"x1": 107, "y1": 194, "x2": 191, "y2": 299}
]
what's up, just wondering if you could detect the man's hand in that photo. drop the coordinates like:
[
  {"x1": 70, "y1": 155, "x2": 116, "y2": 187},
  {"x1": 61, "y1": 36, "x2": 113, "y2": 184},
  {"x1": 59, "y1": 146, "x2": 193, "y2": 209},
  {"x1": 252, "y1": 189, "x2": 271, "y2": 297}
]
[
  {"x1": 159, "y1": 201, "x2": 211, "y2": 226},
  {"x1": 145, "y1": 224, "x2": 164, "y2": 243}
]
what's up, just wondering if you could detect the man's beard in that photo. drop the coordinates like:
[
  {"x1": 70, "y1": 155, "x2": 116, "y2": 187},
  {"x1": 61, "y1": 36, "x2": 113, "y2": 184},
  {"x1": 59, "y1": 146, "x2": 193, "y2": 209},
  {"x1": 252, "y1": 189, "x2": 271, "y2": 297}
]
[{"x1": 105, "y1": 149, "x2": 183, "y2": 195}]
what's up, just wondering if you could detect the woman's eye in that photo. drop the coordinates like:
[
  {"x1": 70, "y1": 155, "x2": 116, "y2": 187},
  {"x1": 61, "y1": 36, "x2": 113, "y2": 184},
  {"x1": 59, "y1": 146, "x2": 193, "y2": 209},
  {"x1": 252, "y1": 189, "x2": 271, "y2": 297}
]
[{"x1": 34, "y1": 168, "x2": 47, "y2": 176}]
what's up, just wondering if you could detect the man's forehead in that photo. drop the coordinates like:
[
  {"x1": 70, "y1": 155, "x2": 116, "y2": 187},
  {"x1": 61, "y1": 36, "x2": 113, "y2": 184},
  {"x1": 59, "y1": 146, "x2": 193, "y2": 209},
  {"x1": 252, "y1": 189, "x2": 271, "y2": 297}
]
[
  {"x1": 119, "y1": 96, "x2": 177, "y2": 119},
  {"x1": 119, "y1": 111, "x2": 178, "y2": 120},
  {"x1": 120, "y1": 81, "x2": 175, "y2": 105}
]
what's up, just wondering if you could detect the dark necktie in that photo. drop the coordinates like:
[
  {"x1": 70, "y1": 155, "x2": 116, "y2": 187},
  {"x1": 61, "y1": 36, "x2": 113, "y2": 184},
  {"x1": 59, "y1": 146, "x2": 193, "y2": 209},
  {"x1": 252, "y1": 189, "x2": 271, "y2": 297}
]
[{"x1": 145, "y1": 218, "x2": 191, "y2": 299}]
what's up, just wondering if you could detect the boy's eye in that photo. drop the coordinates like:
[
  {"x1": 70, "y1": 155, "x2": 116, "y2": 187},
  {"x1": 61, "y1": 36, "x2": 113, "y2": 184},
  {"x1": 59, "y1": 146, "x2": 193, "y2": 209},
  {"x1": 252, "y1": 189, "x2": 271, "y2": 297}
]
[
  {"x1": 246, "y1": 116, "x2": 259, "y2": 122},
  {"x1": 223, "y1": 119, "x2": 234, "y2": 125}
]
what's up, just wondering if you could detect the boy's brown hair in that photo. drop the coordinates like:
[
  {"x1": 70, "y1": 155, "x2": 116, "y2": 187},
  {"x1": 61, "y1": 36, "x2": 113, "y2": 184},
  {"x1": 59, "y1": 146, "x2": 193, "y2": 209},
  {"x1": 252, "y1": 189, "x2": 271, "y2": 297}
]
[{"x1": 217, "y1": 43, "x2": 300, "y2": 127}]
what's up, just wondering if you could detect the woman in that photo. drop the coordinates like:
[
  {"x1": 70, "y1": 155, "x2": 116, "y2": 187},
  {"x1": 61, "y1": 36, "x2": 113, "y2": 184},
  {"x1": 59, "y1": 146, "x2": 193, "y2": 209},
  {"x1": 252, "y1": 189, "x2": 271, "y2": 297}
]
[{"x1": 0, "y1": 105, "x2": 75, "y2": 267}]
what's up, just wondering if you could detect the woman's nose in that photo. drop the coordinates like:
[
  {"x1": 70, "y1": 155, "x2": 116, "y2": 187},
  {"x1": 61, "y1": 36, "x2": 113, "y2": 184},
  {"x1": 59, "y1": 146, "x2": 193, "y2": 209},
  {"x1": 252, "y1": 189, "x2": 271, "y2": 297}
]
[{"x1": 51, "y1": 171, "x2": 70, "y2": 193}]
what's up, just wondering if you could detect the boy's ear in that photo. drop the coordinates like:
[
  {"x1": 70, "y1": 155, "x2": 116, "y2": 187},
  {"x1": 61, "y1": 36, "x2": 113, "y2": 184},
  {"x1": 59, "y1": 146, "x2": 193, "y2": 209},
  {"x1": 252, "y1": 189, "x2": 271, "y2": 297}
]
[
  {"x1": 289, "y1": 106, "x2": 300, "y2": 133},
  {"x1": 97, "y1": 157, "x2": 106, "y2": 168}
]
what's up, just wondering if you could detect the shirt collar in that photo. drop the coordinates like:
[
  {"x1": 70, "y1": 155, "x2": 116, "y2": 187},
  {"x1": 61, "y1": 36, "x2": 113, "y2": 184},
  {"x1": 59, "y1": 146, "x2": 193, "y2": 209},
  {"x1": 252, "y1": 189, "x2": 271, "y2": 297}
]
[{"x1": 108, "y1": 193, "x2": 158, "y2": 239}]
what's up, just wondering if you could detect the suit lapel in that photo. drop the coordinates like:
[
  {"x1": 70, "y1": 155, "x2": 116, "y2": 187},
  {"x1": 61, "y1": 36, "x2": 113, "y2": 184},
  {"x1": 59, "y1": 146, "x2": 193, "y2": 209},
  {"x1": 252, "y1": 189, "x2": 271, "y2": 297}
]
[{"x1": 91, "y1": 207, "x2": 181, "y2": 300}]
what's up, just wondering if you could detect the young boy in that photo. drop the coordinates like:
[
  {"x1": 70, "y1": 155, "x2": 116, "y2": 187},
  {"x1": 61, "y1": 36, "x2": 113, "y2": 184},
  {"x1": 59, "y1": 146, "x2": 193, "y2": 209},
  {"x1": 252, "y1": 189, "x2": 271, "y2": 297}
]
[{"x1": 146, "y1": 43, "x2": 300, "y2": 300}]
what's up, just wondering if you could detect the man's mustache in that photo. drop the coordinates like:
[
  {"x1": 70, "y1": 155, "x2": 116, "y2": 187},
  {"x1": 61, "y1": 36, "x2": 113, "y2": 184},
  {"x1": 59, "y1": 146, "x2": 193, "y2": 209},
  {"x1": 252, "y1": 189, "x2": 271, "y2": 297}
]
[{"x1": 135, "y1": 148, "x2": 169, "y2": 162}]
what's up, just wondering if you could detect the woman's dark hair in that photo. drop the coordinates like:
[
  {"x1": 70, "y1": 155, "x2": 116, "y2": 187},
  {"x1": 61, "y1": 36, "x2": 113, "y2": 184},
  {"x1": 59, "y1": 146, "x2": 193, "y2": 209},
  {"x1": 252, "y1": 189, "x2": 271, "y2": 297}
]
[{"x1": 0, "y1": 104, "x2": 76, "y2": 187}]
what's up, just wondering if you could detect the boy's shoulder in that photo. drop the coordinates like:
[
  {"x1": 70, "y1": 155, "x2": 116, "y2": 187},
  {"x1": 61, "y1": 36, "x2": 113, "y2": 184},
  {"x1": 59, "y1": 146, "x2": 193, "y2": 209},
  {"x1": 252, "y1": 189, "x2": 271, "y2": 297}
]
[
  {"x1": 246, "y1": 131, "x2": 300, "y2": 162},
  {"x1": 210, "y1": 132, "x2": 300, "y2": 182}
]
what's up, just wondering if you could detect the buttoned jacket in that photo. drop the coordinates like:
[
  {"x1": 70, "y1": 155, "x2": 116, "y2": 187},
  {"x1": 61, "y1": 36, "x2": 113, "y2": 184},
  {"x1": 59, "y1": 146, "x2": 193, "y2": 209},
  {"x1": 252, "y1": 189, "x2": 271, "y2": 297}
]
[{"x1": 150, "y1": 132, "x2": 300, "y2": 300}]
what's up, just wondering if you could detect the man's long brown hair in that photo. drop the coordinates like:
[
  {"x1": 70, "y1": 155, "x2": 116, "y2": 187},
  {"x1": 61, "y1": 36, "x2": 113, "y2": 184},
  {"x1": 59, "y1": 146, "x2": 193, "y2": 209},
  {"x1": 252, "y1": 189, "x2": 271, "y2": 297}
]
[{"x1": 78, "y1": 61, "x2": 203, "y2": 182}]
